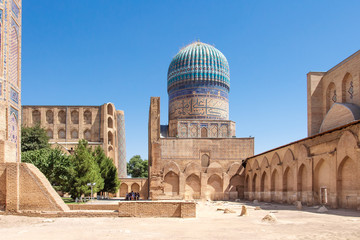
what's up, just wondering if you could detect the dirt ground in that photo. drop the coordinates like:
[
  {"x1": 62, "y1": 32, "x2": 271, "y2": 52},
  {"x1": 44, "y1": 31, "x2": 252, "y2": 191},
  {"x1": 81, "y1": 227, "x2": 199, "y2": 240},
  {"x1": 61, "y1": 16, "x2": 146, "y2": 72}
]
[{"x1": 0, "y1": 201, "x2": 359, "y2": 240}]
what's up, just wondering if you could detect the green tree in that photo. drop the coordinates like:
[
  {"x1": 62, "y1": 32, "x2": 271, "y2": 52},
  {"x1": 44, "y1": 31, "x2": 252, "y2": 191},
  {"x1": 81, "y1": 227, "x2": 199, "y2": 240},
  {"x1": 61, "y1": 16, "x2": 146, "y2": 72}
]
[
  {"x1": 127, "y1": 155, "x2": 148, "y2": 178},
  {"x1": 69, "y1": 140, "x2": 104, "y2": 199},
  {"x1": 22, "y1": 148, "x2": 74, "y2": 192},
  {"x1": 93, "y1": 146, "x2": 120, "y2": 194},
  {"x1": 21, "y1": 124, "x2": 50, "y2": 152}
]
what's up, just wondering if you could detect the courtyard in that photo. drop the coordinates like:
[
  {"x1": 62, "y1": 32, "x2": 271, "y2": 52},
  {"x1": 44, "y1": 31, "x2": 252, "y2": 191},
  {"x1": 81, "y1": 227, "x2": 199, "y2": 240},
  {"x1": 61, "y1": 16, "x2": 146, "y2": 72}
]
[{"x1": 0, "y1": 201, "x2": 359, "y2": 240}]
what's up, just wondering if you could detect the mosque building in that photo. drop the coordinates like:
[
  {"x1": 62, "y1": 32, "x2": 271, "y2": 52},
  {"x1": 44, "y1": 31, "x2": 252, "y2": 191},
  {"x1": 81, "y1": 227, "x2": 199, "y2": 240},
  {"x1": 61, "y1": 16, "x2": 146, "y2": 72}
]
[{"x1": 147, "y1": 41, "x2": 254, "y2": 200}]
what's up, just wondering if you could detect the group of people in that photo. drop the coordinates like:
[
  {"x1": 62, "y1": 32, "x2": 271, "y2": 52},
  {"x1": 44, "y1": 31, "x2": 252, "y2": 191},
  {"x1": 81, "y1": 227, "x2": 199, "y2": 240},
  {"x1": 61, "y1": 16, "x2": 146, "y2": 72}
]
[{"x1": 125, "y1": 191, "x2": 140, "y2": 200}]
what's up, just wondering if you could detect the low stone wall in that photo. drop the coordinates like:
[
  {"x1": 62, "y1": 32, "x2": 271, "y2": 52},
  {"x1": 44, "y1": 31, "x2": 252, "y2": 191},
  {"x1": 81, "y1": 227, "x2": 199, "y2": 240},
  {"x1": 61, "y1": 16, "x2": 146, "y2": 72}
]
[
  {"x1": 118, "y1": 201, "x2": 196, "y2": 218},
  {"x1": 68, "y1": 204, "x2": 118, "y2": 211}
]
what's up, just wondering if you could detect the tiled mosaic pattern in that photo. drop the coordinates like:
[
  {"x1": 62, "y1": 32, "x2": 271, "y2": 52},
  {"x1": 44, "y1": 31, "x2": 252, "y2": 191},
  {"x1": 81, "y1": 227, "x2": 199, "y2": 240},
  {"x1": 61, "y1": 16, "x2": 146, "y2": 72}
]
[
  {"x1": 11, "y1": 0, "x2": 19, "y2": 19},
  {"x1": 176, "y1": 121, "x2": 231, "y2": 138},
  {"x1": 10, "y1": 88, "x2": 18, "y2": 104},
  {"x1": 167, "y1": 42, "x2": 230, "y2": 120},
  {"x1": 10, "y1": 20, "x2": 19, "y2": 86},
  {"x1": 117, "y1": 112, "x2": 127, "y2": 178},
  {"x1": 167, "y1": 42, "x2": 230, "y2": 92}
]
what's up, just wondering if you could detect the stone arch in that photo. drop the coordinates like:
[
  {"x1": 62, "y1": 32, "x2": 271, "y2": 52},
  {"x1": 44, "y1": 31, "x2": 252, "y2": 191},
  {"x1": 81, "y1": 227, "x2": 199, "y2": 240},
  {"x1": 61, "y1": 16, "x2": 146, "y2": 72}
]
[
  {"x1": 71, "y1": 129, "x2": 78, "y2": 139},
  {"x1": 46, "y1": 110, "x2": 54, "y2": 124},
  {"x1": 283, "y1": 148, "x2": 295, "y2": 166},
  {"x1": 10, "y1": 26, "x2": 19, "y2": 86},
  {"x1": 83, "y1": 110, "x2": 92, "y2": 124},
  {"x1": 184, "y1": 162, "x2": 201, "y2": 176},
  {"x1": 245, "y1": 174, "x2": 250, "y2": 194},
  {"x1": 201, "y1": 127, "x2": 208, "y2": 138},
  {"x1": 337, "y1": 130, "x2": 358, "y2": 165},
  {"x1": 207, "y1": 174, "x2": 223, "y2": 200},
  {"x1": 337, "y1": 157, "x2": 357, "y2": 209},
  {"x1": 252, "y1": 173, "x2": 258, "y2": 194},
  {"x1": 108, "y1": 117, "x2": 113, "y2": 128},
  {"x1": 206, "y1": 161, "x2": 222, "y2": 175},
  {"x1": 298, "y1": 144, "x2": 310, "y2": 162},
  {"x1": 32, "y1": 110, "x2": 40, "y2": 124},
  {"x1": 326, "y1": 82, "x2": 336, "y2": 112},
  {"x1": 271, "y1": 152, "x2": 281, "y2": 166},
  {"x1": 314, "y1": 158, "x2": 330, "y2": 204},
  {"x1": 342, "y1": 72, "x2": 354, "y2": 103},
  {"x1": 227, "y1": 162, "x2": 242, "y2": 176},
  {"x1": 107, "y1": 104, "x2": 114, "y2": 116},
  {"x1": 71, "y1": 110, "x2": 79, "y2": 124},
  {"x1": 84, "y1": 129, "x2": 91, "y2": 141},
  {"x1": 163, "y1": 161, "x2": 181, "y2": 176},
  {"x1": 185, "y1": 174, "x2": 201, "y2": 200},
  {"x1": 163, "y1": 171, "x2": 179, "y2": 196},
  {"x1": 271, "y1": 168, "x2": 280, "y2": 202},
  {"x1": 298, "y1": 164, "x2": 309, "y2": 203},
  {"x1": 260, "y1": 171, "x2": 269, "y2": 201},
  {"x1": 108, "y1": 131, "x2": 113, "y2": 145},
  {"x1": 58, "y1": 129, "x2": 65, "y2": 139},
  {"x1": 260, "y1": 156, "x2": 269, "y2": 169},
  {"x1": 46, "y1": 129, "x2": 53, "y2": 138},
  {"x1": 119, "y1": 183, "x2": 128, "y2": 197},
  {"x1": 229, "y1": 174, "x2": 244, "y2": 200},
  {"x1": 252, "y1": 159, "x2": 260, "y2": 172},
  {"x1": 108, "y1": 146, "x2": 115, "y2": 162},
  {"x1": 201, "y1": 154, "x2": 210, "y2": 168},
  {"x1": 283, "y1": 166, "x2": 294, "y2": 203},
  {"x1": 131, "y1": 183, "x2": 140, "y2": 192},
  {"x1": 58, "y1": 110, "x2": 66, "y2": 124}
]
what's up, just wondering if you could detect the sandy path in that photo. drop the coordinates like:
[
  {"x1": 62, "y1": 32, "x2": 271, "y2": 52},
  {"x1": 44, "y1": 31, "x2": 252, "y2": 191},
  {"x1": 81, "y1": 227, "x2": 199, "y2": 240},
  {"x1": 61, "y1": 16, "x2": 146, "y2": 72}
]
[{"x1": 0, "y1": 201, "x2": 359, "y2": 240}]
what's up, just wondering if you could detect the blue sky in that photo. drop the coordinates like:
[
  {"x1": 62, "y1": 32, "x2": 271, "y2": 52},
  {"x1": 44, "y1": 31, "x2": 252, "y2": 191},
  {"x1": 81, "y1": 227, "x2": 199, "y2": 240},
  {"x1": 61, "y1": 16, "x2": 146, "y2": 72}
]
[{"x1": 22, "y1": 0, "x2": 360, "y2": 161}]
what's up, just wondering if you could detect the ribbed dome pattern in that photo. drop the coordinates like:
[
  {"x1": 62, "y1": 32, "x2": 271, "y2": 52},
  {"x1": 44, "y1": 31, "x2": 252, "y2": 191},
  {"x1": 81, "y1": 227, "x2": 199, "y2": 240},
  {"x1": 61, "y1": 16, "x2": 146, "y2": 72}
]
[{"x1": 167, "y1": 42, "x2": 230, "y2": 93}]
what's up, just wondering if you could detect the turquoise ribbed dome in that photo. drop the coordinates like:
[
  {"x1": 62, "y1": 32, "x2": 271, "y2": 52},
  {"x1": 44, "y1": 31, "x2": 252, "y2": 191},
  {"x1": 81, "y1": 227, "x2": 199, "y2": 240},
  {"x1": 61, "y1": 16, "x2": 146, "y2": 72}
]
[{"x1": 167, "y1": 42, "x2": 230, "y2": 93}]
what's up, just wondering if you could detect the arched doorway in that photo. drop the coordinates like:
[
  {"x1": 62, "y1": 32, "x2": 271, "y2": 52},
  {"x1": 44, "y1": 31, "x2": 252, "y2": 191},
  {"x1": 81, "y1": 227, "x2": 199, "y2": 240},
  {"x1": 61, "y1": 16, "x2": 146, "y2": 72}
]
[
  {"x1": 283, "y1": 167, "x2": 293, "y2": 203},
  {"x1": 260, "y1": 172, "x2": 267, "y2": 201},
  {"x1": 163, "y1": 171, "x2": 179, "y2": 196},
  {"x1": 207, "y1": 174, "x2": 222, "y2": 200},
  {"x1": 229, "y1": 174, "x2": 244, "y2": 200},
  {"x1": 185, "y1": 174, "x2": 201, "y2": 199},
  {"x1": 314, "y1": 159, "x2": 330, "y2": 205},
  {"x1": 298, "y1": 164, "x2": 307, "y2": 203},
  {"x1": 119, "y1": 183, "x2": 128, "y2": 197},
  {"x1": 338, "y1": 157, "x2": 357, "y2": 208},
  {"x1": 271, "y1": 169, "x2": 280, "y2": 202},
  {"x1": 131, "y1": 183, "x2": 140, "y2": 192}
]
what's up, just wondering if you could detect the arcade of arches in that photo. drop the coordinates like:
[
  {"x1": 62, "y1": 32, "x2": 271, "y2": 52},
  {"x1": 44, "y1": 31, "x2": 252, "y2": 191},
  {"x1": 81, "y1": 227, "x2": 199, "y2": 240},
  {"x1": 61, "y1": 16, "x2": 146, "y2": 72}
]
[{"x1": 244, "y1": 123, "x2": 360, "y2": 210}]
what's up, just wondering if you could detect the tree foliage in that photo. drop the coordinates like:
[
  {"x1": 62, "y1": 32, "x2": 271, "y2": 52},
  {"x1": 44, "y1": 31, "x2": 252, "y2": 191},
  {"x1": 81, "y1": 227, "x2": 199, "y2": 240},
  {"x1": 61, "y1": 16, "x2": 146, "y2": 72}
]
[
  {"x1": 127, "y1": 155, "x2": 148, "y2": 178},
  {"x1": 69, "y1": 140, "x2": 104, "y2": 199},
  {"x1": 21, "y1": 124, "x2": 50, "y2": 152},
  {"x1": 22, "y1": 148, "x2": 74, "y2": 192},
  {"x1": 93, "y1": 146, "x2": 120, "y2": 194}
]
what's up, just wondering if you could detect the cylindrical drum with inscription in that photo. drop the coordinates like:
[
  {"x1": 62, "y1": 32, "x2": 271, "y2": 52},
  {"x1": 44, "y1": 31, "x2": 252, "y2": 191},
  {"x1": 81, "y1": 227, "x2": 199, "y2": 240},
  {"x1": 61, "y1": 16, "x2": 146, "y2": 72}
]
[{"x1": 167, "y1": 41, "x2": 230, "y2": 120}]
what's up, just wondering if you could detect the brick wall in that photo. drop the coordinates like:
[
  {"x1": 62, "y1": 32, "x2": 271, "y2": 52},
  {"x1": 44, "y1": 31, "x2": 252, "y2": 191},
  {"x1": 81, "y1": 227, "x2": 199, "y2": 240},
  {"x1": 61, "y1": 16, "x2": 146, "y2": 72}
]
[
  {"x1": 68, "y1": 204, "x2": 118, "y2": 211},
  {"x1": 118, "y1": 201, "x2": 196, "y2": 218}
]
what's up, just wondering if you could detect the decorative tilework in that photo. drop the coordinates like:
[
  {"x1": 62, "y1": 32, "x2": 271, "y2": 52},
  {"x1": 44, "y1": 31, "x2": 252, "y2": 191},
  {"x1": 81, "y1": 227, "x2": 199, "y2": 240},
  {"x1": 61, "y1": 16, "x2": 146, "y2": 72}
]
[
  {"x1": 167, "y1": 42, "x2": 230, "y2": 93},
  {"x1": 0, "y1": 82, "x2": 2, "y2": 96},
  {"x1": 8, "y1": 113, "x2": 18, "y2": 144},
  {"x1": 10, "y1": 88, "x2": 18, "y2": 104},
  {"x1": 179, "y1": 123, "x2": 188, "y2": 138},
  {"x1": 11, "y1": 0, "x2": 19, "y2": 19},
  {"x1": 219, "y1": 124, "x2": 228, "y2": 138},
  {"x1": 117, "y1": 112, "x2": 127, "y2": 177},
  {"x1": 0, "y1": 9, "x2": 3, "y2": 22},
  {"x1": 169, "y1": 96, "x2": 228, "y2": 120},
  {"x1": 189, "y1": 124, "x2": 198, "y2": 138},
  {"x1": 10, "y1": 106, "x2": 18, "y2": 119},
  {"x1": 209, "y1": 124, "x2": 218, "y2": 138},
  {"x1": 168, "y1": 42, "x2": 230, "y2": 121},
  {"x1": 10, "y1": 19, "x2": 19, "y2": 86}
]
